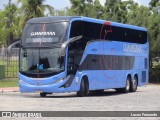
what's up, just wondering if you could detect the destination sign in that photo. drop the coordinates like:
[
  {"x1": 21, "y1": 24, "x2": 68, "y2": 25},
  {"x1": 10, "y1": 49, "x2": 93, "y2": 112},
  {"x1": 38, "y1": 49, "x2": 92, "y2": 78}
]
[{"x1": 25, "y1": 37, "x2": 59, "y2": 43}]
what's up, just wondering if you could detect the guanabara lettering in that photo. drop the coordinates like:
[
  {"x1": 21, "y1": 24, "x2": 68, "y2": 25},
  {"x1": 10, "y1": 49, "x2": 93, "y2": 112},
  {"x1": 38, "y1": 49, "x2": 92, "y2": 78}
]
[
  {"x1": 123, "y1": 44, "x2": 141, "y2": 53},
  {"x1": 31, "y1": 32, "x2": 55, "y2": 36}
]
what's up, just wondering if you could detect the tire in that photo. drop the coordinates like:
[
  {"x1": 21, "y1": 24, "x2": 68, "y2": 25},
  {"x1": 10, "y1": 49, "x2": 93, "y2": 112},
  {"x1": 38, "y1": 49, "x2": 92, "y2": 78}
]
[
  {"x1": 116, "y1": 76, "x2": 131, "y2": 93},
  {"x1": 40, "y1": 92, "x2": 46, "y2": 97},
  {"x1": 77, "y1": 78, "x2": 89, "y2": 97},
  {"x1": 130, "y1": 76, "x2": 138, "y2": 92},
  {"x1": 90, "y1": 90, "x2": 104, "y2": 94},
  {"x1": 115, "y1": 88, "x2": 123, "y2": 93}
]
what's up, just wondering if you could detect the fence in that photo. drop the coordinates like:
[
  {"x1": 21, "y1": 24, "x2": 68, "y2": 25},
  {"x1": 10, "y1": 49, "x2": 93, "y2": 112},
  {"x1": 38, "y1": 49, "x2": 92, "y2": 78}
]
[
  {"x1": 0, "y1": 48, "x2": 19, "y2": 78},
  {"x1": 0, "y1": 47, "x2": 160, "y2": 82}
]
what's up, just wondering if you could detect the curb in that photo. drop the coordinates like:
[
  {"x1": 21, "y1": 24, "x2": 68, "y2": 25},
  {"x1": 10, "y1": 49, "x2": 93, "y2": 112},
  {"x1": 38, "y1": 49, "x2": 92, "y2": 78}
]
[{"x1": 0, "y1": 87, "x2": 19, "y2": 92}]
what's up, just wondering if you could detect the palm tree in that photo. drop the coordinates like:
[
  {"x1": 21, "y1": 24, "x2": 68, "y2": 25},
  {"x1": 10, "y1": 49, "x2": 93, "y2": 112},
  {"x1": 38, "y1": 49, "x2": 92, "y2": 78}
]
[
  {"x1": 0, "y1": 3, "x2": 18, "y2": 46},
  {"x1": 17, "y1": 0, "x2": 54, "y2": 35}
]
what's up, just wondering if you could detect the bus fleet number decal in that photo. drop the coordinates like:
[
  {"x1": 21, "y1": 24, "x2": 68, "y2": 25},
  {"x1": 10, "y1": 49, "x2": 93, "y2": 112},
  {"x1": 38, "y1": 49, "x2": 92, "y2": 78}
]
[{"x1": 123, "y1": 44, "x2": 141, "y2": 53}]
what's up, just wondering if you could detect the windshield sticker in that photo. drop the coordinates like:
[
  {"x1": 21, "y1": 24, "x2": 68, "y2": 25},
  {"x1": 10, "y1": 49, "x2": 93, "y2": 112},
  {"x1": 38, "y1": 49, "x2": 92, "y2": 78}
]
[{"x1": 38, "y1": 64, "x2": 44, "y2": 70}]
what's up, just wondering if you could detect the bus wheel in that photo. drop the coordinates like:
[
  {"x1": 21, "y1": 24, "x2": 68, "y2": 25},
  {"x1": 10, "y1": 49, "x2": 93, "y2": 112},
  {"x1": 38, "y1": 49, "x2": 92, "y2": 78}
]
[
  {"x1": 77, "y1": 77, "x2": 89, "y2": 97},
  {"x1": 130, "y1": 76, "x2": 138, "y2": 92},
  {"x1": 116, "y1": 76, "x2": 131, "y2": 93},
  {"x1": 90, "y1": 90, "x2": 104, "y2": 94},
  {"x1": 40, "y1": 92, "x2": 46, "y2": 97}
]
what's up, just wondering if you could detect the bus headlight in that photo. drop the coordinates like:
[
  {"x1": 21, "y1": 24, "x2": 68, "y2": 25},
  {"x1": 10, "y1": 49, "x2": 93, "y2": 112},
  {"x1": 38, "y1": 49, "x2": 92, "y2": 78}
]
[
  {"x1": 19, "y1": 80, "x2": 29, "y2": 85},
  {"x1": 52, "y1": 77, "x2": 66, "y2": 84}
]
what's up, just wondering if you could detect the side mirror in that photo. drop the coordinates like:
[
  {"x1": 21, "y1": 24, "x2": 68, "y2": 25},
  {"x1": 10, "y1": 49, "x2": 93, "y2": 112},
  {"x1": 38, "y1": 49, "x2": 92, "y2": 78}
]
[
  {"x1": 60, "y1": 35, "x2": 82, "y2": 57},
  {"x1": 7, "y1": 40, "x2": 20, "y2": 56}
]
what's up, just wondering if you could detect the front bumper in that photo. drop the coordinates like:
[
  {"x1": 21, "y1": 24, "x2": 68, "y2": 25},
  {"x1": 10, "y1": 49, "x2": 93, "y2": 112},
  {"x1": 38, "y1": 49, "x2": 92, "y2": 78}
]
[{"x1": 19, "y1": 80, "x2": 69, "y2": 93}]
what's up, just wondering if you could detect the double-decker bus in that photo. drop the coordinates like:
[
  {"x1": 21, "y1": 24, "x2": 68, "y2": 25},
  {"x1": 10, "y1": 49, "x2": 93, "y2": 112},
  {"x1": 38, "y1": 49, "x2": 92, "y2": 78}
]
[{"x1": 18, "y1": 16, "x2": 148, "y2": 97}]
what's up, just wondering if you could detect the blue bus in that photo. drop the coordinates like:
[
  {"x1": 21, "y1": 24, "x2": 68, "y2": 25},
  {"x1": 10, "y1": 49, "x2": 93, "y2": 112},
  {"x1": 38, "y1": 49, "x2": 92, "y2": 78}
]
[{"x1": 18, "y1": 16, "x2": 148, "y2": 97}]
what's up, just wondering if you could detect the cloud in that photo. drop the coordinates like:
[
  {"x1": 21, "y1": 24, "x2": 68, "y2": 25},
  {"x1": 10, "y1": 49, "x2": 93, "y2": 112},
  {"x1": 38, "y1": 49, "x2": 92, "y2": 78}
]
[
  {"x1": 132, "y1": 0, "x2": 141, "y2": 5},
  {"x1": 99, "y1": 0, "x2": 106, "y2": 5},
  {"x1": 99, "y1": 0, "x2": 145, "y2": 6}
]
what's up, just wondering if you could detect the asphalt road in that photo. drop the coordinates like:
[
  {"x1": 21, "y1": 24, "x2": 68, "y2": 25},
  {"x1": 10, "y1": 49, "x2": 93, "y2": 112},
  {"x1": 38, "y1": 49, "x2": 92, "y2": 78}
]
[{"x1": 0, "y1": 84, "x2": 160, "y2": 119}]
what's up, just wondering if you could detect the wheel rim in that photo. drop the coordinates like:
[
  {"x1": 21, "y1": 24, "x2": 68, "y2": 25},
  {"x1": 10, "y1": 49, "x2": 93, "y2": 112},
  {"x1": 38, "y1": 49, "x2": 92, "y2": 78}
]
[
  {"x1": 126, "y1": 79, "x2": 130, "y2": 91},
  {"x1": 133, "y1": 79, "x2": 137, "y2": 89}
]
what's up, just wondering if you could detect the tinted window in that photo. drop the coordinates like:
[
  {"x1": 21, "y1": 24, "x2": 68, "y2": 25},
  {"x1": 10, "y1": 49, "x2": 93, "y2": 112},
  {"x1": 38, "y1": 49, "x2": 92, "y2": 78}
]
[
  {"x1": 70, "y1": 21, "x2": 147, "y2": 44},
  {"x1": 70, "y1": 21, "x2": 101, "y2": 40},
  {"x1": 103, "y1": 25, "x2": 147, "y2": 44}
]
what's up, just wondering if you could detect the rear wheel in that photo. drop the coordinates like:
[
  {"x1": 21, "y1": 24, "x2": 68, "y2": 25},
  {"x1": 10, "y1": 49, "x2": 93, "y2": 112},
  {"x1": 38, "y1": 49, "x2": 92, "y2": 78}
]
[
  {"x1": 77, "y1": 77, "x2": 89, "y2": 97},
  {"x1": 130, "y1": 76, "x2": 138, "y2": 92},
  {"x1": 116, "y1": 76, "x2": 131, "y2": 93},
  {"x1": 40, "y1": 92, "x2": 46, "y2": 97}
]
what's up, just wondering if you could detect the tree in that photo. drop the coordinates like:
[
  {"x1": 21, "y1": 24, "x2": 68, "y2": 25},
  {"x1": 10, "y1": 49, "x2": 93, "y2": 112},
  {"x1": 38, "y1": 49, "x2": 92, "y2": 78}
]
[
  {"x1": 0, "y1": 3, "x2": 18, "y2": 46},
  {"x1": 149, "y1": 0, "x2": 160, "y2": 8},
  {"x1": 93, "y1": 0, "x2": 103, "y2": 18},
  {"x1": 17, "y1": 0, "x2": 54, "y2": 35},
  {"x1": 0, "y1": 9, "x2": 9, "y2": 45},
  {"x1": 53, "y1": 7, "x2": 69, "y2": 16},
  {"x1": 70, "y1": 0, "x2": 94, "y2": 16},
  {"x1": 102, "y1": 0, "x2": 128, "y2": 23},
  {"x1": 84, "y1": 0, "x2": 103, "y2": 18},
  {"x1": 69, "y1": 0, "x2": 85, "y2": 16},
  {"x1": 69, "y1": 0, "x2": 103, "y2": 18}
]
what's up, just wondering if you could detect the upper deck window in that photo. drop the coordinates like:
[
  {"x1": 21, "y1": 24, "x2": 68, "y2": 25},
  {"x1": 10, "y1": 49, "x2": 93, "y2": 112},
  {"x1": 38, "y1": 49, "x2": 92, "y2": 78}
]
[{"x1": 70, "y1": 20, "x2": 147, "y2": 44}]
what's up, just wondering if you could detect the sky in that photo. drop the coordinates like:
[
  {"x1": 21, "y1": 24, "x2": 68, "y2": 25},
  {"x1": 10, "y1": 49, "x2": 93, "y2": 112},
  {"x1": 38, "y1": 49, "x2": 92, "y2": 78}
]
[{"x1": 0, "y1": 0, "x2": 151, "y2": 10}]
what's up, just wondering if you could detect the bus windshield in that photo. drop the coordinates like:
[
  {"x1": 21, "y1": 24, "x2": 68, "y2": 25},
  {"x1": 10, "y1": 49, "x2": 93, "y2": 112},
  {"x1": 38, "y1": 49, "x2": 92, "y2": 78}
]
[
  {"x1": 22, "y1": 22, "x2": 68, "y2": 45},
  {"x1": 19, "y1": 48, "x2": 64, "y2": 74}
]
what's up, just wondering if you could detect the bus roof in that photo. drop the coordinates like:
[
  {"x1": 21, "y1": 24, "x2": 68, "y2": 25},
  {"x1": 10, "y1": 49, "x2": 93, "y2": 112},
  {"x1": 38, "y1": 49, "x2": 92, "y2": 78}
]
[
  {"x1": 27, "y1": 16, "x2": 147, "y2": 31},
  {"x1": 27, "y1": 16, "x2": 80, "y2": 23},
  {"x1": 81, "y1": 17, "x2": 147, "y2": 31}
]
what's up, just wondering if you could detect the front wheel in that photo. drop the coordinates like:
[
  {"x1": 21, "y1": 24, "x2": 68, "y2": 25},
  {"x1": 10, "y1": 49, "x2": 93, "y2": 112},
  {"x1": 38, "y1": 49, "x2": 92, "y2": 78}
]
[
  {"x1": 90, "y1": 90, "x2": 104, "y2": 94},
  {"x1": 77, "y1": 78, "x2": 89, "y2": 97},
  {"x1": 40, "y1": 92, "x2": 46, "y2": 97}
]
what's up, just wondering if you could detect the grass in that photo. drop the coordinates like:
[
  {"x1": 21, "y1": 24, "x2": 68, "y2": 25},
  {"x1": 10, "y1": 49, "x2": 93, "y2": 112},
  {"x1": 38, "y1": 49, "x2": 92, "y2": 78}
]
[
  {"x1": 0, "y1": 78, "x2": 18, "y2": 88},
  {"x1": 0, "y1": 57, "x2": 19, "y2": 87},
  {"x1": 0, "y1": 59, "x2": 19, "y2": 78}
]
